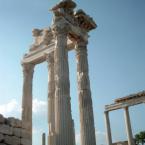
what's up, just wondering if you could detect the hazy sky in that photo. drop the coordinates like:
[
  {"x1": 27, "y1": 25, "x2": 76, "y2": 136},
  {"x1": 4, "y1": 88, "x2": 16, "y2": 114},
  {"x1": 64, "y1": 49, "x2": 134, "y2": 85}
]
[{"x1": 0, "y1": 0, "x2": 145, "y2": 145}]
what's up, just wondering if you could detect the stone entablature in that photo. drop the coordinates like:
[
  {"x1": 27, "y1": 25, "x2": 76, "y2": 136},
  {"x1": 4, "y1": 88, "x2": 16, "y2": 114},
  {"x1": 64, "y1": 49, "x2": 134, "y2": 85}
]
[
  {"x1": 115, "y1": 90, "x2": 145, "y2": 103},
  {"x1": 104, "y1": 90, "x2": 145, "y2": 145},
  {"x1": 22, "y1": 28, "x2": 74, "y2": 65},
  {"x1": 0, "y1": 114, "x2": 31, "y2": 145},
  {"x1": 105, "y1": 90, "x2": 145, "y2": 112}
]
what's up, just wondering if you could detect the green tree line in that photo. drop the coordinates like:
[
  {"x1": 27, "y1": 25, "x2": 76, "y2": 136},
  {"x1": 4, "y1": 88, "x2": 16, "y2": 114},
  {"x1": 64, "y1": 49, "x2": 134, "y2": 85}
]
[{"x1": 135, "y1": 131, "x2": 145, "y2": 145}]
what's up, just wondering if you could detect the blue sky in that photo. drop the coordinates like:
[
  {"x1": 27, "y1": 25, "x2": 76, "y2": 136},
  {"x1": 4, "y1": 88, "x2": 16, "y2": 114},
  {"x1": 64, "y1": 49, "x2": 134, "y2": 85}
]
[{"x1": 0, "y1": 0, "x2": 145, "y2": 145}]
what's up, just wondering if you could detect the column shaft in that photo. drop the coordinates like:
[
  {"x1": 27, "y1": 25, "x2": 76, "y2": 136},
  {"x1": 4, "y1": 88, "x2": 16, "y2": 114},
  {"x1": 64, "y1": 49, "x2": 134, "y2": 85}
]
[
  {"x1": 75, "y1": 41, "x2": 96, "y2": 145},
  {"x1": 53, "y1": 24, "x2": 75, "y2": 145},
  {"x1": 21, "y1": 63, "x2": 34, "y2": 144},
  {"x1": 104, "y1": 111, "x2": 112, "y2": 145},
  {"x1": 42, "y1": 133, "x2": 46, "y2": 145},
  {"x1": 47, "y1": 52, "x2": 56, "y2": 145},
  {"x1": 124, "y1": 107, "x2": 135, "y2": 145}
]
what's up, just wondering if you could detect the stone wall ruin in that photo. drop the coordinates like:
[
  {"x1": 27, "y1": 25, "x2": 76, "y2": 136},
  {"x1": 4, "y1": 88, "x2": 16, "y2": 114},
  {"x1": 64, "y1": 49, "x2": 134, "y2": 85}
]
[{"x1": 0, "y1": 114, "x2": 31, "y2": 145}]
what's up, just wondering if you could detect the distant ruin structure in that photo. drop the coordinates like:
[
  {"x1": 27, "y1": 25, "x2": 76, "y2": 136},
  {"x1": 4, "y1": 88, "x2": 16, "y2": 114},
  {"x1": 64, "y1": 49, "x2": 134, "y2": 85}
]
[
  {"x1": 21, "y1": 0, "x2": 97, "y2": 145},
  {"x1": 104, "y1": 91, "x2": 145, "y2": 145}
]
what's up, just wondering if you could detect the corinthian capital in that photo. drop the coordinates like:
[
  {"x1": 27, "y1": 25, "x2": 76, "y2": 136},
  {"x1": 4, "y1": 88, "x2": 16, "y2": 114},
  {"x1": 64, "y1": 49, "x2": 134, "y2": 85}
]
[
  {"x1": 76, "y1": 39, "x2": 88, "y2": 47},
  {"x1": 46, "y1": 52, "x2": 54, "y2": 64},
  {"x1": 22, "y1": 63, "x2": 34, "y2": 77}
]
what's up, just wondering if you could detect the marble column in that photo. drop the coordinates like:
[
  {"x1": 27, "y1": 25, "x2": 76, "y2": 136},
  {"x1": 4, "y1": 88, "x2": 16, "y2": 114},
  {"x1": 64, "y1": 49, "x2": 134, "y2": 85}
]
[
  {"x1": 42, "y1": 133, "x2": 46, "y2": 145},
  {"x1": 53, "y1": 22, "x2": 75, "y2": 145},
  {"x1": 124, "y1": 107, "x2": 135, "y2": 145},
  {"x1": 104, "y1": 111, "x2": 112, "y2": 145},
  {"x1": 46, "y1": 52, "x2": 56, "y2": 145},
  {"x1": 75, "y1": 40, "x2": 96, "y2": 145},
  {"x1": 22, "y1": 63, "x2": 34, "y2": 143}
]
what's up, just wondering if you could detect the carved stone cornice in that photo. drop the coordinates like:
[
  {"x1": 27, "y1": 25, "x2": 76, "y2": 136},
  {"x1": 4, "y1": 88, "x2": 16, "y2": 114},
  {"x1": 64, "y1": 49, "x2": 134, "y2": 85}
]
[
  {"x1": 105, "y1": 94, "x2": 145, "y2": 112},
  {"x1": 51, "y1": 0, "x2": 76, "y2": 11},
  {"x1": 74, "y1": 9, "x2": 97, "y2": 31},
  {"x1": 30, "y1": 28, "x2": 54, "y2": 52}
]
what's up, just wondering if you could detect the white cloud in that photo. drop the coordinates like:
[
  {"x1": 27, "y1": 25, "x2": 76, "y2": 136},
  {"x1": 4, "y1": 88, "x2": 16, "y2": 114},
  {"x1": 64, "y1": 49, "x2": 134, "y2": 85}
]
[
  {"x1": 33, "y1": 98, "x2": 47, "y2": 114},
  {"x1": 75, "y1": 132, "x2": 81, "y2": 145},
  {"x1": 33, "y1": 127, "x2": 39, "y2": 134},
  {"x1": 96, "y1": 131, "x2": 107, "y2": 145},
  {"x1": 75, "y1": 131, "x2": 107, "y2": 145},
  {"x1": 0, "y1": 98, "x2": 47, "y2": 117},
  {"x1": 0, "y1": 99, "x2": 21, "y2": 117}
]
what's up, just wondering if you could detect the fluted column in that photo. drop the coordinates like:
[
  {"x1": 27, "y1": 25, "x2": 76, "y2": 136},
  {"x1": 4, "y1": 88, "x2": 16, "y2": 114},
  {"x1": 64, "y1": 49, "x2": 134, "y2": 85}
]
[
  {"x1": 124, "y1": 107, "x2": 135, "y2": 145},
  {"x1": 75, "y1": 40, "x2": 96, "y2": 145},
  {"x1": 46, "y1": 52, "x2": 56, "y2": 145},
  {"x1": 53, "y1": 21, "x2": 75, "y2": 145},
  {"x1": 22, "y1": 63, "x2": 34, "y2": 143},
  {"x1": 104, "y1": 111, "x2": 112, "y2": 145},
  {"x1": 42, "y1": 133, "x2": 46, "y2": 145}
]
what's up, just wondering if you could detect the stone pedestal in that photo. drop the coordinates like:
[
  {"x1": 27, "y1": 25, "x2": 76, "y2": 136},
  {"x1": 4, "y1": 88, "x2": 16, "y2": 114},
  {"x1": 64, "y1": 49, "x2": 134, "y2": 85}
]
[
  {"x1": 53, "y1": 20, "x2": 75, "y2": 145},
  {"x1": 75, "y1": 40, "x2": 96, "y2": 145},
  {"x1": 21, "y1": 63, "x2": 34, "y2": 144},
  {"x1": 124, "y1": 107, "x2": 135, "y2": 145},
  {"x1": 104, "y1": 111, "x2": 112, "y2": 145}
]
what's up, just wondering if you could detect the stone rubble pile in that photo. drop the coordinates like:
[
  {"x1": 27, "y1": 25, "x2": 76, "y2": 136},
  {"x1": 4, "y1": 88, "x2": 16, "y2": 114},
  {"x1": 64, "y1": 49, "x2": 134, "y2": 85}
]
[{"x1": 0, "y1": 114, "x2": 31, "y2": 145}]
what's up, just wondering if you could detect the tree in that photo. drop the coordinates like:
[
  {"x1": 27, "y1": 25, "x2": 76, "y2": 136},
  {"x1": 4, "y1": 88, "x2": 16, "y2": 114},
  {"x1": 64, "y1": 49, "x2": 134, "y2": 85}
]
[{"x1": 135, "y1": 131, "x2": 145, "y2": 145}]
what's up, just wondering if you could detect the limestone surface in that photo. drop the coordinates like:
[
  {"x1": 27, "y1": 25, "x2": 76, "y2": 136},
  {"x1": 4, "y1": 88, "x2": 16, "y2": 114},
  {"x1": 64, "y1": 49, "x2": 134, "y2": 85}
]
[
  {"x1": 0, "y1": 115, "x2": 5, "y2": 124},
  {"x1": 0, "y1": 115, "x2": 31, "y2": 145},
  {"x1": 0, "y1": 125, "x2": 13, "y2": 135}
]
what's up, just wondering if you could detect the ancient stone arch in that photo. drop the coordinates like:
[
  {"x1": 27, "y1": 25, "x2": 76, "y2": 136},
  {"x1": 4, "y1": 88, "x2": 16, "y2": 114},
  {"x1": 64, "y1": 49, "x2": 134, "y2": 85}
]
[{"x1": 21, "y1": 1, "x2": 97, "y2": 145}]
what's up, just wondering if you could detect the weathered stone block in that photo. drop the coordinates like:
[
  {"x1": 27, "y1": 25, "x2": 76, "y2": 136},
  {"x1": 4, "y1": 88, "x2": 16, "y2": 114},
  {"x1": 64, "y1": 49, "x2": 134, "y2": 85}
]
[
  {"x1": 4, "y1": 135, "x2": 20, "y2": 145},
  {"x1": 0, "y1": 133, "x2": 4, "y2": 142},
  {"x1": 7, "y1": 117, "x2": 16, "y2": 127},
  {"x1": 4, "y1": 135, "x2": 12, "y2": 144},
  {"x1": 15, "y1": 119, "x2": 22, "y2": 128},
  {"x1": 21, "y1": 138, "x2": 31, "y2": 145},
  {"x1": 13, "y1": 128, "x2": 31, "y2": 139},
  {"x1": 21, "y1": 122, "x2": 30, "y2": 130},
  {"x1": 21, "y1": 129, "x2": 31, "y2": 139},
  {"x1": 13, "y1": 128, "x2": 21, "y2": 138},
  {"x1": 0, "y1": 125, "x2": 13, "y2": 135},
  {"x1": 0, "y1": 143, "x2": 7, "y2": 145},
  {"x1": 12, "y1": 136, "x2": 21, "y2": 145},
  {"x1": 0, "y1": 115, "x2": 5, "y2": 124}
]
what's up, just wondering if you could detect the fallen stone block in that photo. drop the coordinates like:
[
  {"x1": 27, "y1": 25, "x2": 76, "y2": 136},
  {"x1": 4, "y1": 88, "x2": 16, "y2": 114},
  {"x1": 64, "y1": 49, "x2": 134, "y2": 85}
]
[{"x1": 0, "y1": 125, "x2": 13, "y2": 135}]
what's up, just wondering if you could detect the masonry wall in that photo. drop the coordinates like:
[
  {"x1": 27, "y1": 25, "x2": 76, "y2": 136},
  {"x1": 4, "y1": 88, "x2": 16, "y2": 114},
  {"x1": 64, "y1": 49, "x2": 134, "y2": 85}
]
[{"x1": 0, "y1": 114, "x2": 31, "y2": 145}]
